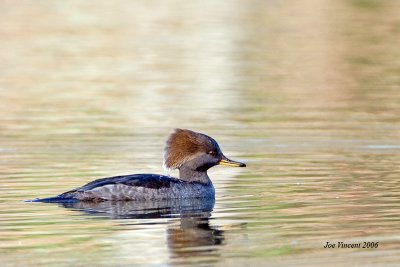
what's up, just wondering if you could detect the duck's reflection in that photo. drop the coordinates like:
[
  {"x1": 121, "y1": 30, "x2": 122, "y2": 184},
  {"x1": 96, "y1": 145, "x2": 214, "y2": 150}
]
[
  {"x1": 167, "y1": 211, "x2": 224, "y2": 259},
  {"x1": 60, "y1": 199, "x2": 224, "y2": 258}
]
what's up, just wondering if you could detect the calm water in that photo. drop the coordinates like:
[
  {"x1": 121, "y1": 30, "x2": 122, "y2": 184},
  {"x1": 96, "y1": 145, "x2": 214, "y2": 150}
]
[{"x1": 1, "y1": 1, "x2": 400, "y2": 266}]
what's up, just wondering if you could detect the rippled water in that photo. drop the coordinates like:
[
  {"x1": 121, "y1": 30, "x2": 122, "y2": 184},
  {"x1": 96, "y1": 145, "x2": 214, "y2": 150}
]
[{"x1": 1, "y1": 1, "x2": 400, "y2": 266}]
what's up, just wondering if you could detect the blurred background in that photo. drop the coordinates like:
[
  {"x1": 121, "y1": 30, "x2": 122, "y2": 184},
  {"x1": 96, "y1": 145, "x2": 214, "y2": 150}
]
[{"x1": 1, "y1": 0, "x2": 400, "y2": 266}]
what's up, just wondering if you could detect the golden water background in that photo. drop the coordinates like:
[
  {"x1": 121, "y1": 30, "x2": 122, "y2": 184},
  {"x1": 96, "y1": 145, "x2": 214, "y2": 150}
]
[{"x1": 1, "y1": 1, "x2": 400, "y2": 266}]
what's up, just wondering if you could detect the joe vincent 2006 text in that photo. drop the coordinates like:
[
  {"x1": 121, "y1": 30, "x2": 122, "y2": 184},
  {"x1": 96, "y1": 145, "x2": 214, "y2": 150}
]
[{"x1": 323, "y1": 241, "x2": 379, "y2": 249}]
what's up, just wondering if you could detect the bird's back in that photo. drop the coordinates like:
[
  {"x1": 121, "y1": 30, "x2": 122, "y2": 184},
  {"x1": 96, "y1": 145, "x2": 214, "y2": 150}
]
[{"x1": 30, "y1": 174, "x2": 215, "y2": 202}]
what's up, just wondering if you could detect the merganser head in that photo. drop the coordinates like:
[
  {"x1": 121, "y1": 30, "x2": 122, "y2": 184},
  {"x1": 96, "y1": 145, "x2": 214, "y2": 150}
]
[{"x1": 164, "y1": 129, "x2": 246, "y2": 172}]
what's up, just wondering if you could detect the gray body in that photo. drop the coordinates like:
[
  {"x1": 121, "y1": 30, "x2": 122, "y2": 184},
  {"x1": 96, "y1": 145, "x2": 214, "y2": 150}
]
[
  {"x1": 61, "y1": 198, "x2": 216, "y2": 219},
  {"x1": 58, "y1": 174, "x2": 215, "y2": 201}
]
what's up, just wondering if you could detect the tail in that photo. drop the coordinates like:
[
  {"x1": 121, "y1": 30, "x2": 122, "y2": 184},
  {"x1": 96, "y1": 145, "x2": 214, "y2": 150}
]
[{"x1": 25, "y1": 196, "x2": 79, "y2": 203}]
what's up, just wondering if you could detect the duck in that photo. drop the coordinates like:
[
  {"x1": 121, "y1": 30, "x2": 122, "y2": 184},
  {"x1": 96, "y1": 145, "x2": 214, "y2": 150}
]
[{"x1": 30, "y1": 129, "x2": 246, "y2": 202}]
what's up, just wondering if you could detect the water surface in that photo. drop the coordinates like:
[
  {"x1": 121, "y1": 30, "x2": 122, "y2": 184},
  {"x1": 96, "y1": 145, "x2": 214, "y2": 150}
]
[{"x1": 1, "y1": 0, "x2": 400, "y2": 266}]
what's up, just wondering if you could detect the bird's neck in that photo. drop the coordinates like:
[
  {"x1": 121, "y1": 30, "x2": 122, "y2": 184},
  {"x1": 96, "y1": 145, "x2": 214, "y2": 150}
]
[{"x1": 179, "y1": 167, "x2": 212, "y2": 184}]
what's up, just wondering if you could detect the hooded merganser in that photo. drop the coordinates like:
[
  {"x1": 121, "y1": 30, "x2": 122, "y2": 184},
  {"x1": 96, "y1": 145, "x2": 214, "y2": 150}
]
[{"x1": 30, "y1": 129, "x2": 246, "y2": 202}]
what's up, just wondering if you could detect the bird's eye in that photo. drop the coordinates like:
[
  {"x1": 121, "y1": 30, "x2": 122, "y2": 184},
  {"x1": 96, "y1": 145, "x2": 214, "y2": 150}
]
[{"x1": 208, "y1": 150, "x2": 216, "y2": 155}]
